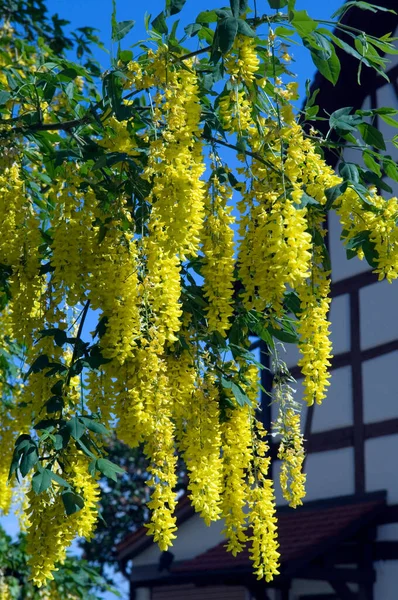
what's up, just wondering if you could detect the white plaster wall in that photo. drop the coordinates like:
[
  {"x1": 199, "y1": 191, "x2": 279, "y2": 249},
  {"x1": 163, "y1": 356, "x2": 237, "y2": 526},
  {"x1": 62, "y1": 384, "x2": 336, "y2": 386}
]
[
  {"x1": 290, "y1": 579, "x2": 355, "y2": 599},
  {"x1": 312, "y1": 366, "x2": 353, "y2": 432},
  {"x1": 281, "y1": 292, "x2": 351, "y2": 368},
  {"x1": 133, "y1": 513, "x2": 226, "y2": 566},
  {"x1": 136, "y1": 588, "x2": 151, "y2": 600},
  {"x1": 377, "y1": 523, "x2": 398, "y2": 542},
  {"x1": 280, "y1": 339, "x2": 300, "y2": 370},
  {"x1": 329, "y1": 209, "x2": 370, "y2": 282},
  {"x1": 365, "y1": 436, "x2": 398, "y2": 503},
  {"x1": 269, "y1": 449, "x2": 355, "y2": 504},
  {"x1": 329, "y1": 293, "x2": 351, "y2": 355},
  {"x1": 363, "y1": 352, "x2": 398, "y2": 423},
  {"x1": 360, "y1": 281, "x2": 398, "y2": 350},
  {"x1": 374, "y1": 560, "x2": 398, "y2": 600},
  {"x1": 304, "y1": 447, "x2": 355, "y2": 501}
]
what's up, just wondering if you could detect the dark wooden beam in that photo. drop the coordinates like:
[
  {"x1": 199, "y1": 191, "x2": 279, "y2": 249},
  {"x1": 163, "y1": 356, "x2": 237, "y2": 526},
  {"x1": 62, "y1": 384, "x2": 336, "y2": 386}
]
[
  {"x1": 280, "y1": 417, "x2": 398, "y2": 457},
  {"x1": 350, "y1": 291, "x2": 365, "y2": 494},
  {"x1": 379, "y1": 504, "x2": 398, "y2": 524},
  {"x1": 373, "y1": 541, "x2": 398, "y2": 561},
  {"x1": 299, "y1": 596, "x2": 338, "y2": 600},
  {"x1": 290, "y1": 339, "x2": 398, "y2": 381},
  {"x1": 330, "y1": 581, "x2": 358, "y2": 599},
  {"x1": 275, "y1": 583, "x2": 291, "y2": 600},
  {"x1": 303, "y1": 403, "x2": 315, "y2": 468},
  {"x1": 296, "y1": 567, "x2": 375, "y2": 585},
  {"x1": 331, "y1": 271, "x2": 377, "y2": 298}
]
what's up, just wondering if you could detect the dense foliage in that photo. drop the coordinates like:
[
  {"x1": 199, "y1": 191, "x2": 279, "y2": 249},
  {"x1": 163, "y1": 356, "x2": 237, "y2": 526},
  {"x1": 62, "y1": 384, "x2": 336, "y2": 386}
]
[
  {"x1": 0, "y1": 0, "x2": 398, "y2": 591},
  {"x1": 0, "y1": 523, "x2": 112, "y2": 599}
]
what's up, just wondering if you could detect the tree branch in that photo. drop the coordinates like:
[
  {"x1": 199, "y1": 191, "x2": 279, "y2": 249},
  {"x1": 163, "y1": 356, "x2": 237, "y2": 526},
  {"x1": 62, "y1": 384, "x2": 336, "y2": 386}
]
[
  {"x1": 203, "y1": 134, "x2": 283, "y2": 176},
  {"x1": 176, "y1": 13, "x2": 289, "y2": 63}
]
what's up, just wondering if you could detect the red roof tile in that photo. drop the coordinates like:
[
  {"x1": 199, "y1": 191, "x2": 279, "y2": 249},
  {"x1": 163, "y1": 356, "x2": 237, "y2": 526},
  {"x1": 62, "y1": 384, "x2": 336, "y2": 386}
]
[{"x1": 173, "y1": 495, "x2": 385, "y2": 574}]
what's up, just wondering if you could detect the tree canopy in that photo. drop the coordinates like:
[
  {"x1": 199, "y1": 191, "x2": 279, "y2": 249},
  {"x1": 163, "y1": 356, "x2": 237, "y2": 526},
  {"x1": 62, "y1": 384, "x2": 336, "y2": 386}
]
[{"x1": 0, "y1": 0, "x2": 398, "y2": 591}]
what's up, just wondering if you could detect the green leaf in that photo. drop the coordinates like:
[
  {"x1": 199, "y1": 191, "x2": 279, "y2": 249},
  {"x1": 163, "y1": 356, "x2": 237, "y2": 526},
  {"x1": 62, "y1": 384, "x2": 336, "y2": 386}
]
[
  {"x1": 79, "y1": 416, "x2": 109, "y2": 436},
  {"x1": 76, "y1": 436, "x2": 97, "y2": 459},
  {"x1": 27, "y1": 354, "x2": 49, "y2": 376},
  {"x1": 32, "y1": 468, "x2": 52, "y2": 494},
  {"x1": 236, "y1": 19, "x2": 255, "y2": 37},
  {"x1": 102, "y1": 71, "x2": 123, "y2": 118},
  {"x1": 380, "y1": 113, "x2": 398, "y2": 128},
  {"x1": 66, "y1": 417, "x2": 85, "y2": 441},
  {"x1": 50, "y1": 471, "x2": 70, "y2": 489},
  {"x1": 303, "y1": 31, "x2": 333, "y2": 60},
  {"x1": 361, "y1": 169, "x2": 392, "y2": 193},
  {"x1": 51, "y1": 380, "x2": 64, "y2": 396},
  {"x1": 220, "y1": 377, "x2": 251, "y2": 407},
  {"x1": 339, "y1": 162, "x2": 360, "y2": 184},
  {"x1": 289, "y1": 10, "x2": 317, "y2": 37},
  {"x1": 230, "y1": 0, "x2": 240, "y2": 17},
  {"x1": 62, "y1": 491, "x2": 85, "y2": 516},
  {"x1": 54, "y1": 429, "x2": 70, "y2": 451},
  {"x1": 250, "y1": 320, "x2": 274, "y2": 349},
  {"x1": 275, "y1": 26, "x2": 294, "y2": 37},
  {"x1": 268, "y1": 0, "x2": 288, "y2": 7},
  {"x1": 112, "y1": 20, "x2": 135, "y2": 42},
  {"x1": 20, "y1": 446, "x2": 39, "y2": 478},
  {"x1": 166, "y1": 0, "x2": 186, "y2": 15},
  {"x1": 305, "y1": 105, "x2": 319, "y2": 119},
  {"x1": 196, "y1": 10, "x2": 218, "y2": 24},
  {"x1": 305, "y1": 81, "x2": 319, "y2": 108},
  {"x1": 383, "y1": 158, "x2": 398, "y2": 182},
  {"x1": 363, "y1": 237, "x2": 379, "y2": 268},
  {"x1": 0, "y1": 91, "x2": 11, "y2": 105},
  {"x1": 358, "y1": 122, "x2": 386, "y2": 150},
  {"x1": 34, "y1": 418, "x2": 57, "y2": 432},
  {"x1": 151, "y1": 12, "x2": 168, "y2": 35},
  {"x1": 118, "y1": 49, "x2": 133, "y2": 63},
  {"x1": 217, "y1": 17, "x2": 239, "y2": 54},
  {"x1": 329, "y1": 107, "x2": 363, "y2": 132},
  {"x1": 363, "y1": 150, "x2": 382, "y2": 177},
  {"x1": 293, "y1": 191, "x2": 319, "y2": 209},
  {"x1": 373, "y1": 107, "x2": 398, "y2": 116},
  {"x1": 185, "y1": 23, "x2": 202, "y2": 37},
  {"x1": 332, "y1": 1, "x2": 396, "y2": 19},
  {"x1": 350, "y1": 183, "x2": 378, "y2": 210},
  {"x1": 284, "y1": 291, "x2": 302, "y2": 316},
  {"x1": 268, "y1": 324, "x2": 299, "y2": 344},
  {"x1": 325, "y1": 182, "x2": 347, "y2": 210},
  {"x1": 39, "y1": 327, "x2": 68, "y2": 347},
  {"x1": 311, "y1": 43, "x2": 340, "y2": 85},
  {"x1": 230, "y1": 381, "x2": 251, "y2": 407},
  {"x1": 96, "y1": 458, "x2": 125, "y2": 482},
  {"x1": 46, "y1": 396, "x2": 64, "y2": 413}
]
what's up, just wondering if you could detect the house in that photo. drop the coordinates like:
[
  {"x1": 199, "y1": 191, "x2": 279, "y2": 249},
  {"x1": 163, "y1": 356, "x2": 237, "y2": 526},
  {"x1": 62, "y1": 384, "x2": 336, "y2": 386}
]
[{"x1": 116, "y1": 1, "x2": 398, "y2": 598}]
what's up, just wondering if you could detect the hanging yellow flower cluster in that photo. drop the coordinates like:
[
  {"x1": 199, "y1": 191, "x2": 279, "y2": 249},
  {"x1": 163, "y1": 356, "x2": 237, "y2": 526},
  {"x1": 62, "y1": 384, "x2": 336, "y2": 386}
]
[
  {"x1": 1, "y1": 18, "x2": 398, "y2": 591},
  {"x1": 272, "y1": 364, "x2": 306, "y2": 508},
  {"x1": 201, "y1": 169, "x2": 236, "y2": 335},
  {"x1": 338, "y1": 187, "x2": 398, "y2": 282}
]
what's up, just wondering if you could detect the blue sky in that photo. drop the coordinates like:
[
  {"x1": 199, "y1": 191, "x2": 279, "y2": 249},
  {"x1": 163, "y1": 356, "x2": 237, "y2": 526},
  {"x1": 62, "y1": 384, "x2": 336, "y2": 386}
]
[
  {"x1": 3, "y1": 0, "x2": 346, "y2": 598},
  {"x1": 49, "y1": 0, "x2": 345, "y2": 98}
]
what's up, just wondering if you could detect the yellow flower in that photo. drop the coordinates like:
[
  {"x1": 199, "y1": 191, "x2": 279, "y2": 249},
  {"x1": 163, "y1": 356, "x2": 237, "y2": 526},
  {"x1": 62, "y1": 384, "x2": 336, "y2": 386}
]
[{"x1": 201, "y1": 175, "x2": 236, "y2": 335}]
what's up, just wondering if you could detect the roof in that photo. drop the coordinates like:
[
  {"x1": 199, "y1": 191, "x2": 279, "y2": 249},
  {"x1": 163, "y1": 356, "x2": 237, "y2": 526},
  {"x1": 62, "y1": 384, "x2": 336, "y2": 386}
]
[
  {"x1": 172, "y1": 492, "x2": 386, "y2": 578},
  {"x1": 118, "y1": 491, "x2": 387, "y2": 588}
]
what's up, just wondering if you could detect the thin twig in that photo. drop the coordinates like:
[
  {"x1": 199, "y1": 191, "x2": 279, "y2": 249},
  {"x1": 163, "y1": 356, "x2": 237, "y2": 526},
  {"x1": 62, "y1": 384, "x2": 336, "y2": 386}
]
[{"x1": 66, "y1": 299, "x2": 90, "y2": 386}]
